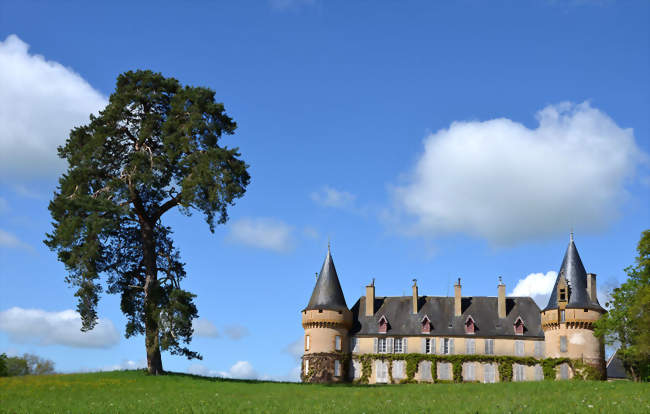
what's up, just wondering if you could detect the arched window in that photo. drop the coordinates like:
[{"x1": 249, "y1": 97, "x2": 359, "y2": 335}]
[
  {"x1": 421, "y1": 315, "x2": 431, "y2": 334},
  {"x1": 378, "y1": 315, "x2": 389, "y2": 334},
  {"x1": 465, "y1": 316, "x2": 475, "y2": 334},
  {"x1": 514, "y1": 317, "x2": 525, "y2": 335}
]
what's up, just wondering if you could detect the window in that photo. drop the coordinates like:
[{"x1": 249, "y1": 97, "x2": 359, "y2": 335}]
[
  {"x1": 515, "y1": 340, "x2": 524, "y2": 356},
  {"x1": 514, "y1": 317, "x2": 524, "y2": 335},
  {"x1": 352, "y1": 360, "x2": 362, "y2": 379},
  {"x1": 485, "y1": 339, "x2": 494, "y2": 355},
  {"x1": 513, "y1": 364, "x2": 525, "y2": 381},
  {"x1": 465, "y1": 316, "x2": 475, "y2": 334},
  {"x1": 534, "y1": 341, "x2": 544, "y2": 358},
  {"x1": 334, "y1": 360, "x2": 341, "y2": 377},
  {"x1": 378, "y1": 315, "x2": 388, "y2": 334},
  {"x1": 442, "y1": 338, "x2": 453, "y2": 355},
  {"x1": 378, "y1": 337, "x2": 387, "y2": 353},
  {"x1": 483, "y1": 364, "x2": 496, "y2": 383},
  {"x1": 466, "y1": 338, "x2": 475, "y2": 354},
  {"x1": 560, "y1": 336, "x2": 567, "y2": 352},
  {"x1": 305, "y1": 335, "x2": 310, "y2": 351},
  {"x1": 304, "y1": 359, "x2": 309, "y2": 373},
  {"x1": 394, "y1": 338, "x2": 403, "y2": 353},
  {"x1": 559, "y1": 289, "x2": 566, "y2": 301},
  {"x1": 425, "y1": 338, "x2": 435, "y2": 354},
  {"x1": 560, "y1": 363, "x2": 569, "y2": 379},
  {"x1": 465, "y1": 362, "x2": 475, "y2": 381},
  {"x1": 335, "y1": 335, "x2": 341, "y2": 351},
  {"x1": 392, "y1": 360, "x2": 406, "y2": 380},
  {"x1": 351, "y1": 337, "x2": 359, "y2": 353},
  {"x1": 438, "y1": 362, "x2": 452, "y2": 380},
  {"x1": 375, "y1": 360, "x2": 388, "y2": 383},
  {"x1": 560, "y1": 310, "x2": 566, "y2": 323},
  {"x1": 421, "y1": 316, "x2": 431, "y2": 334},
  {"x1": 534, "y1": 365, "x2": 543, "y2": 381}
]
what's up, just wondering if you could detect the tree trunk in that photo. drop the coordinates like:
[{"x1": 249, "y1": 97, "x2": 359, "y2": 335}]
[{"x1": 142, "y1": 221, "x2": 163, "y2": 375}]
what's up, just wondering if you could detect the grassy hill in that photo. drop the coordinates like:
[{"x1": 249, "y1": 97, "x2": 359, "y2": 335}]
[{"x1": 1, "y1": 370, "x2": 648, "y2": 413}]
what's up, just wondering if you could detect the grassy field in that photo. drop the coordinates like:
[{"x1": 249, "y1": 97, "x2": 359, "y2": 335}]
[{"x1": 1, "y1": 370, "x2": 648, "y2": 413}]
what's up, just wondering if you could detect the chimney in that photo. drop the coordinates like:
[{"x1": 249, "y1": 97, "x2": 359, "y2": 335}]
[
  {"x1": 365, "y1": 279, "x2": 375, "y2": 316},
  {"x1": 498, "y1": 276, "x2": 506, "y2": 319},
  {"x1": 412, "y1": 279, "x2": 418, "y2": 314},
  {"x1": 587, "y1": 273, "x2": 597, "y2": 302},
  {"x1": 454, "y1": 278, "x2": 462, "y2": 317}
]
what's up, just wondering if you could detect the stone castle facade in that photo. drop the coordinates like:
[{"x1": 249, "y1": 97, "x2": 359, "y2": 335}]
[{"x1": 301, "y1": 236, "x2": 606, "y2": 383}]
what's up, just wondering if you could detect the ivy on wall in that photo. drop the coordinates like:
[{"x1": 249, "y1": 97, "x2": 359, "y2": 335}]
[{"x1": 352, "y1": 353, "x2": 600, "y2": 384}]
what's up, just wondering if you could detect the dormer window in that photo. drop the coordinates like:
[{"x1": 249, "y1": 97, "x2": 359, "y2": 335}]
[
  {"x1": 378, "y1": 315, "x2": 389, "y2": 334},
  {"x1": 421, "y1": 315, "x2": 431, "y2": 334},
  {"x1": 559, "y1": 289, "x2": 566, "y2": 301},
  {"x1": 514, "y1": 317, "x2": 525, "y2": 335},
  {"x1": 464, "y1": 316, "x2": 476, "y2": 334}
]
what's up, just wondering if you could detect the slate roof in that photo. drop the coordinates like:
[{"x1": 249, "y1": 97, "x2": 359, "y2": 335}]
[
  {"x1": 543, "y1": 237, "x2": 604, "y2": 312},
  {"x1": 606, "y1": 351, "x2": 629, "y2": 379},
  {"x1": 350, "y1": 295, "x2": 544, "y2": 338},
  {"x1": 304, "y1": 247, "x2": 349, "y2": 312}
]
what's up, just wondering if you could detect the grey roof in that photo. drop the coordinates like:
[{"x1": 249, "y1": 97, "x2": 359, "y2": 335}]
[
  {"x1": 606, "y1": 350, "x2": 628, "y2": 379},
  {"x1": 543, "y1": 238, "x2": 604, "y2": 312},
  {"x1": 304, "y1": 248, "x2": 349, "y2": 312},
  {"x1": 350, "y1": 296, "x2": 544, "y2": 338}
]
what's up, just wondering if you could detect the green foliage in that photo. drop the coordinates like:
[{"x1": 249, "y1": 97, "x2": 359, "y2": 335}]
[
  {"x1": 595, "y1": 229, "x2": 650, "y2": 382},
  {"x1": 498, "y1": 361, "x2": 512, "y2": 382},
  {"x1": 0, "y1": 353, "x2": 7, "y2": 377},
  {"x1": 0, "y1": 353, "x2": 55, "y2": 377},
  {"x1": 44, "y1": 70, "x2": 250, "y2": 370},
  {"x1": 353, "y1": 353, "x2": 582, "y2": 383},
  {"x1": 1, "y1": 370, "x2": 647, "y2": 413}
]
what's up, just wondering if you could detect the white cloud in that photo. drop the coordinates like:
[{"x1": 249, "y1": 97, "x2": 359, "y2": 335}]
[
  {"x1": 0, "y1": 307, "x2": 120, "y2": 348},
  {"x1": 0, "y1": 34, "x2": 107, "y2": 179},
  {"x1": 102, "y1": 359, "x2": 146, "y2": 371},
  {"x1": 310, "y1": 186, "x2": 356, "y2": 209},
  {"x1": 284, "y1": 338, "x2": 303, "y2": 360},
  {"x1": 192, "y1": 318, "x2": 219, "y2": 338},
  {"x1": 392, "y1": 102, "x2": 644, "y2": 245},
  {"x1": 188, "y1": 361, "x2": 258, "y2": 380},
  {"x1": 0, "y1": 229, "x2": 31, "y2": 250},
  {"x1": 510, "y1": 271, "x2": 557, "y2": 307},
  {"x1": 227, "y1": 218, "x2": 294, "y2": 253},
  {"x1": 223, "y1": 325, "x2": 249, "y2": 340}
]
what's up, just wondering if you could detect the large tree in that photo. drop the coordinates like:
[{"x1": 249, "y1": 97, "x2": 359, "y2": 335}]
[
  {"x1": 45, "y1": 70, "x2": 250, "y2": 374},
  {"x1": 595, "y1": 229, "x2": 650, "y2": 382}
]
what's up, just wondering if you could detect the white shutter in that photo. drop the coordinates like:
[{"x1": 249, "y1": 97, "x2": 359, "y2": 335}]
[
  {"x1": 431, "y1": 338, "x2": 436, "y2": 354},
  {"x1": 387, "y1": 337, "x2": 394, "y2": 353},
  {"x1": 440, "y1": 338, "x2": 445, "y2": 353},
  {"x1": 421, "y1": 338, "x2": 426, "y2": 353},
  {"x1": 373, "y1": 338, "x2": 378, "y2": 353},
  {"x1": 450, "y1": 338, "x2": 455, "y2": 354},
  {"x1": 403, "y1": 338, "x2": 408, "y2": 353},
  {"x1": 471, "y1": 339, "x2": 475, "y2": 354}
]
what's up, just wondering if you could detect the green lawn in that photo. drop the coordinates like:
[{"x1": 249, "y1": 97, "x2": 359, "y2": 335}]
[{"x1": 1, "y1": 370, "x2": 648, "y2": 413}]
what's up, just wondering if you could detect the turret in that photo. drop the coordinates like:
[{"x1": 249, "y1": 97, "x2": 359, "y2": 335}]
[
  {"x1": 301, "y1": 245, "x2": 352, "y2": 383},
  {"x1": 540, "y1": 234, "x2": 606, "y2": 379}
]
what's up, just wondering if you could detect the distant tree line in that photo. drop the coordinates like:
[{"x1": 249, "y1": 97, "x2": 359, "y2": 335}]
[
  {"x1": 0, "y1": 353, "x2": 55, "y2": 377},
  {"x1": 595, "y1": 229, "x2": 650, "y2": 382}
]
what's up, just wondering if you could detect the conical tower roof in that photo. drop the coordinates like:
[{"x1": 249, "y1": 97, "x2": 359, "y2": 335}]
[
  {"x1": 543, "y1": 235, "x2": 604, "y2": 311},
  {"x1": 304, "y1": 246, "x2": 349, "y2": 312}
]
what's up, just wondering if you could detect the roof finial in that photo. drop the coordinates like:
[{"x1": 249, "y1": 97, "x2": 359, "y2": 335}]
[
  {"x1": 327, "y1": 236, "x2": 331, "y2": 252},
  {"x1": 570, "y1": 229, "x2": 574, "y2": 242}
]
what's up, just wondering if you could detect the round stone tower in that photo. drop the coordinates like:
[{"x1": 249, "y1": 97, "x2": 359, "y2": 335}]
[
  {"x1": 301, "y1": 245, "x2": 352, "y2": 383},
  {"x1": 540, "y1": 234, "x2": 606, "y2": 379}
]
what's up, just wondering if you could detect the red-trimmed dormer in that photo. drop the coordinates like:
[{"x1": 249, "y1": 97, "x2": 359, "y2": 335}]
[
  {"x1": 465, "y1": 315, "x2": 476, "y2": 334},
  {"x1": 421, "y1": 315, "x2": 431, "y2": 334},
  {"x1": 514, "y1": 316, "x2": 525, "y2": 335},
  {"x1": 378, "y1": 315, "x2": 389, "y2": 334}
]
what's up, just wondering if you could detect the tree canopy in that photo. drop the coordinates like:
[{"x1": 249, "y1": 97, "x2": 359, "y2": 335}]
[
  {"x1": 45, "y1": 70, "x2": 250, "y2": 374},
  {"x1": 595, "y1": 229, "x2": 650, "y2": 381}
]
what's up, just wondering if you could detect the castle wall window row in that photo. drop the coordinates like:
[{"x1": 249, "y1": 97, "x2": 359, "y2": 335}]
[{"x1": 301, "y1": 236, "x2": 606, "y2": 383}]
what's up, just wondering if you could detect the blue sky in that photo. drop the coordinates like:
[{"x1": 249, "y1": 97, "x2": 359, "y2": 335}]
[{"x1": 0, "y1": 0, "x2": 648, "y2": 380}]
